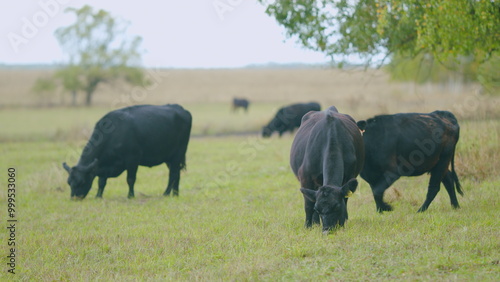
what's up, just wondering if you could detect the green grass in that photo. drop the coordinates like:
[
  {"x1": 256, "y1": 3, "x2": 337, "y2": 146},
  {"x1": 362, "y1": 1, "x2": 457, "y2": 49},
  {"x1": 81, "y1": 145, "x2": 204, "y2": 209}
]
[
  {"x1": 1, "y1": 115, "x2": 499, "y2": 280},
  {"x1": 0, "y1": 102, "x2": 283, "y2": 142}
]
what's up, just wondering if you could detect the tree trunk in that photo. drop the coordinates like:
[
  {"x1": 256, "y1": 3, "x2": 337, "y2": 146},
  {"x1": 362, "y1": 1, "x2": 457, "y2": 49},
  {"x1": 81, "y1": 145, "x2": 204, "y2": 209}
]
[
  {"x1": 71, "y1": 90, "x2": 77, "y2": 106},
  {"x1": 85, "y1": 90, "x2": 93, "y2": 107},
  {"x1": 84, "y1": 79, "x2": 100, "y2": 107}
]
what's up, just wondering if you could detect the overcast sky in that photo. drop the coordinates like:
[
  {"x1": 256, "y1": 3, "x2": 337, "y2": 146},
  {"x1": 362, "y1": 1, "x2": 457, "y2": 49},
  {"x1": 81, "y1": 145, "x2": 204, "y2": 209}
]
[{"x1": 0, "y1": 1, "x2": 329, "y2": 68}]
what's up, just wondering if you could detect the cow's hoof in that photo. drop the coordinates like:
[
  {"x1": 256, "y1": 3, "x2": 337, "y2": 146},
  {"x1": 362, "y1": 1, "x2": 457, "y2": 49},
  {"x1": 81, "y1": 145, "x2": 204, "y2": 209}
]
[
  {"x1": 417, "y1": 207, "x2": 427, "y2": 213},
  {"x1": 377, "y1": 205, "x2": 393, "y2": 213}
]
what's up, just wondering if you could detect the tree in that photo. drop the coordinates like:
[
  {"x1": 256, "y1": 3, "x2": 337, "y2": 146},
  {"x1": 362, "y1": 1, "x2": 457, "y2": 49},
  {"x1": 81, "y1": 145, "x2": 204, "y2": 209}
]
[
  {"x1": 54, "y1": 5, "x2": 147, "y2": 106},
  {"x1": 54, "y1": 65, "x2": 82, "y2": 106},
  {"x1": 32, "y1": 77, "x2": 57, "y2": 106},
  {"x1": 259, "y1": 0, "x2": 500, "y2": 71}
]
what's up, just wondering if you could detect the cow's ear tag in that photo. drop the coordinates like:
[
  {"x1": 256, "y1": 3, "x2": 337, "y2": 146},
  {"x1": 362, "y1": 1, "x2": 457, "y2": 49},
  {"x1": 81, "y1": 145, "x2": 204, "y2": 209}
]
[{"x1": 345, "y1": 191, "x2": 353, "y2": 198}]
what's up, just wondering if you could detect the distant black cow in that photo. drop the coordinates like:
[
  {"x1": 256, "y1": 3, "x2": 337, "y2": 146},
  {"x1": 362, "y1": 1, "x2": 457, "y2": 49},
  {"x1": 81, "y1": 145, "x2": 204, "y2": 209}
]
[
  {"x1": 232, "y1": 98, "x2": 249, "y2": 112},
  {"x1": 356, "y1": 111, "x2": 462, "y2": 213},
  {"x1": 63, "y1": 104, "x2": 192, "y2": 199},
  {"x1": 262, "y1": 102, "x2": 321, "y2": 137},
  {"x1": 290, "y1": 106, "x2": 364, "y2": 233}
]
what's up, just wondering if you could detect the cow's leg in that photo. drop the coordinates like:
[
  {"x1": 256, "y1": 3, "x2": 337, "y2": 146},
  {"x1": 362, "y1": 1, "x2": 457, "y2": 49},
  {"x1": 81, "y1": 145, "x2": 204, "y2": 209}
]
[
  {"x1": 370, "y1": 176, "x2": 399, "y2": 213},
  {"x1": 300, "y1": 177, "x2": 319, "y2": 227},
  {"x1": 303, "y1": 197, "x2": 315, "y2": 228},
  {"x1": 372, "y1": 184, "x2": 393, "y2": 212},
  {"x1": 164, "y1": 163, "x2": 181, "y2": 197},
  {"x1": 418, "y1": 157, "x2": 450, "y2": 212},
  {"x1": 303, "y1": 196, "x2": 320, "y2": 227},
  {"x1": 417, "y1": 178, "x2": 440, "y2": 212},
  {"x1": 126, "y1": 166, "x2": 138, "y2": 199},
  {"x1": 312, "y1": 204, "x2": 320, "y2": 225},
  {"x1": 442, "y1": 170, "x2": 460, "y2": 209},
  {"x1": 96, "y1": 177, "x2": 107, "y2": 198},
  {"x1": 344, "y1": 198, "x2": 349, "y2": 219}
]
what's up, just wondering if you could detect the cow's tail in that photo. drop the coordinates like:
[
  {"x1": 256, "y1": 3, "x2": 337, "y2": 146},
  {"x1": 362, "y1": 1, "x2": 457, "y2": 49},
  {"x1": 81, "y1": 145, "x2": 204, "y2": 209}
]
[
  {"x1": 450, "y1": 149, "x2": 463, "y2": 196},
  {"x1": 179, "y1": 154, "x2": 187, "y2": 171}
]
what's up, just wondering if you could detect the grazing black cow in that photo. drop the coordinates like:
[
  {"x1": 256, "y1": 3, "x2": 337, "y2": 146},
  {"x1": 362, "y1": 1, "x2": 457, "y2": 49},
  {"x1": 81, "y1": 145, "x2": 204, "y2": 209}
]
[
  {"x1": 262, "y1": 102, "x2": 321, "y2": 137},
  {"x1": 290, "y1": 106, "x2": 364, "y2": 233},
  {"x1": 62, "y1": 104, "x2": 192, "y2": 199},
  {"x1": 356, "y1": 111, "x2": 462, "y2": 213},
  {"x1": 232, "y1": 98, "x2": 249, "y2": 112}
]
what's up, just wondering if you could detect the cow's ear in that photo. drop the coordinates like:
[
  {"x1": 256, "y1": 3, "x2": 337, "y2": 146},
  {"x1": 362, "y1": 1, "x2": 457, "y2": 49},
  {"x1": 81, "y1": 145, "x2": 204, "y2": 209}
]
[
  {"x1": 356, "y1": 120, "x2": 367, "y2": 131},
  {"x1": 341, "y1": 179, "x2": 358, "y2": 198},
  {"x1": 62, "y1": 162, "x2": 71, "y2": 173},
  {"x1": 300, "y1": 188, "x2": 317, "y2": 202}
]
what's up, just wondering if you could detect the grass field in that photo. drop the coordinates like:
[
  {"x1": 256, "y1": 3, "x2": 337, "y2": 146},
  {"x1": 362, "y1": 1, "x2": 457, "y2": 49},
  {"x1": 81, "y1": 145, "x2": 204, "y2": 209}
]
[{"x1": 1, "y1": 68, "x2": 499, "y2": 280}]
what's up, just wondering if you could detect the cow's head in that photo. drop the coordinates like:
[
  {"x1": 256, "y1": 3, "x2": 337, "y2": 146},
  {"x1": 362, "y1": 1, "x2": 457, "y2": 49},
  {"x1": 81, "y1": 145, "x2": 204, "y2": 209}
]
[
  {"x1": 301, "y1": 179, "x2": 358, "y2": 233},
  {"x1": 62, "y1": 159, "x2": 98, "y2": 200},
  {"x1": 262, "y1": 117, "x2": 288, "y2": 137},
  {"x1": 262, "y1": 125, "x2": 273, "y2": 137}
]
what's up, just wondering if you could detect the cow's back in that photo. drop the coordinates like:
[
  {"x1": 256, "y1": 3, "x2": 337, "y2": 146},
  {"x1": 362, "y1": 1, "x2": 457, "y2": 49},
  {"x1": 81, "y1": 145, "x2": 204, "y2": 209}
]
[
  {"x1": 291, "y1": 107, "x2": 364, "y2": 187},
  {"x1": 286, "y1": 102, "x2": 320, "y2": 118},
  {"x1": 98, "y1": 104, "x2": 192, "y2": 167},
  {"x1": 282, "y1": 102, "x2": 321, "y2": 128}
]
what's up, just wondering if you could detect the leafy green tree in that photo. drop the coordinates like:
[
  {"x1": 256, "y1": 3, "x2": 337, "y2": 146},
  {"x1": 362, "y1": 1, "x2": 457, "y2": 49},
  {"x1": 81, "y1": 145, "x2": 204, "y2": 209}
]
[
  {"x1": 259, "y1": 0, "x2": 500, "y2": 82},
  {"x1": 54, "y1": 65, "x2": 82, "y2": 106},
  {"x1": 476, "y1": 55, "x2": 500, "y2": 92},
  {"x1": 54, "y1": 5, "x2": 147, "y2": 106}
]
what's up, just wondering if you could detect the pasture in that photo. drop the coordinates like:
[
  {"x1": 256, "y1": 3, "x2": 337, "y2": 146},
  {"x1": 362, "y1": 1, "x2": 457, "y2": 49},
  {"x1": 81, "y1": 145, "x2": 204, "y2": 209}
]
[{"x1": 1, "y1": 68, "x2": 499, "y2": 280}]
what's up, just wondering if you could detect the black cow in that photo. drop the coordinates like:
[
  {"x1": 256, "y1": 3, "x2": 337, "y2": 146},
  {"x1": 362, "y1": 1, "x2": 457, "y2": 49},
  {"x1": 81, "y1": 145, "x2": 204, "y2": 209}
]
[
  {"x1": 290, "y1": 106, "x2": 365, "y2": 233},
  {"x1": 356, "y1": 111, "x2": 462, "y2": 213},
  {"x1": 232, "y1": 98, "x2": 249, "y2": 112},
  {"x1": 62, "y1": 104, "x2": 192, "y2": 199},
  {"x1": 262, "y1": 102, "x2": 321, "y2": 137}
]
